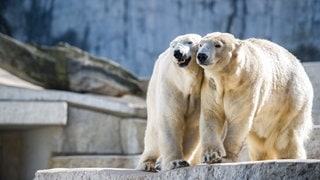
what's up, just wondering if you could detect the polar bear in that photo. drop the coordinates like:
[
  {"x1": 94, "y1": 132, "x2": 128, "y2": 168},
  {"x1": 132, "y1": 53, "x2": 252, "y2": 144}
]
[
  {"x1": 196, "y1": 32, "x2": 313, "y2": 163},
  {"x1": 136, "y1": 34, "x2": 203, "y2": 171}
]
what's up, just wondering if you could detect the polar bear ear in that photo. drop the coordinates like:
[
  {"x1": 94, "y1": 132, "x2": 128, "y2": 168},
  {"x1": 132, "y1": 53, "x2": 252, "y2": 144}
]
[
  {"x1": 170, "y1": 40, "x2": 177, "y2": 48},
  {"x1": 235, "y1": 39, "x2": 241, "y2": 47},
  {"x1": 231, "y1": 40, "x2": 243, "y2": 60}
]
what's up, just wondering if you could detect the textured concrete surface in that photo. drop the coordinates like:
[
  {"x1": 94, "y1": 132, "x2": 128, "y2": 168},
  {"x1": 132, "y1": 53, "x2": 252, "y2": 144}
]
[
  {"x1": 35, "y1": 160, "x2": 320, "y2": 180},
  {"x1": 0, "y1": 101, "x2": 67, "y2": 126},
  {"x1": 50, "y1": 155, "x2": 140, "y2": 169}
]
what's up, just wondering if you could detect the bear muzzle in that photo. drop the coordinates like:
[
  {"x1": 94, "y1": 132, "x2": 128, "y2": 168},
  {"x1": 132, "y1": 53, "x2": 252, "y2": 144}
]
[
  {"x1": 197, "y1": 53, "x2": 209, "y2": 65},
  {"x1": 173, "y1": 50, "x2": 191, "y2": 67}
]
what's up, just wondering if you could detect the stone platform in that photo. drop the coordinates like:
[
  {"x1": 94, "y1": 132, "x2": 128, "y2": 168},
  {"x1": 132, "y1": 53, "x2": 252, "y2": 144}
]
[{"x1": 35, "y1": 160, "x2": 320, "y2": 180}]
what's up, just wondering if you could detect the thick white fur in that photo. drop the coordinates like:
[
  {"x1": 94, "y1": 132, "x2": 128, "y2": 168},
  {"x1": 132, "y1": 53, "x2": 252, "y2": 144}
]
[
  {"x1": 197, "y1": 32, "x2": 313, "y2": 163},
  {"x1": 137, "y1": 34, "x2": 203, "y2": 171}
]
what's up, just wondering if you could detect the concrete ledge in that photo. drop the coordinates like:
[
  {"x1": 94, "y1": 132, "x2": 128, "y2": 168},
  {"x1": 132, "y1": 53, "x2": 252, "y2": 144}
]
[
  {"x1": 50, "y1": 155, "x2": 139, "y2": 169},
  {"x1": 35, "y1": 160, "x2": 320, "y2": 180},
  {"x1": 0, "y1": 85, "x2": 146, "y2": 118},
  {"x1": 0, "y1": 101, "x2": 67, "y2": 126}
]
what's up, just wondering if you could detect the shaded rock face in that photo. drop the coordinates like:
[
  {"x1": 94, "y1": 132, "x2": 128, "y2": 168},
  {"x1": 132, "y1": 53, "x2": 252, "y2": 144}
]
[
  {"x1": 1, "y1": 0, "x2": 319, "y2": 77},
  {"x1": 0, "y1": 33, "x2": 143, "y2": 96}
]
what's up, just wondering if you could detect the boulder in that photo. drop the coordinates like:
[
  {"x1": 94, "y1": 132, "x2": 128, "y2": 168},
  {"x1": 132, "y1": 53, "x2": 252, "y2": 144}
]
[{"x1": 0, "y1": 33, "x2": 143, "y2": 96}]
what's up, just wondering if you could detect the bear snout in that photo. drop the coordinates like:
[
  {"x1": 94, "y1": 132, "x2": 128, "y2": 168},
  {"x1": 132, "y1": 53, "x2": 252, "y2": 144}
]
[
  {"x1": 197, "y1": 53, "x2": 208, "y2": 64},
  {"x1": 174, "y1": 50, "x2": 183, "y2": 59}
]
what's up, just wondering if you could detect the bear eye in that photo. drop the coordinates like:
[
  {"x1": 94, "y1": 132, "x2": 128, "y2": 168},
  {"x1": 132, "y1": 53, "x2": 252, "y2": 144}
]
[
  {"x1": 186, "y1": 41, "x2": 193, "y2": 45},
  {"x1": 199, "y1": 44, "x2": 202, "y2": 47},
  {"x1": 215, "y1": 44, "x2": 221, "y2": 48}
]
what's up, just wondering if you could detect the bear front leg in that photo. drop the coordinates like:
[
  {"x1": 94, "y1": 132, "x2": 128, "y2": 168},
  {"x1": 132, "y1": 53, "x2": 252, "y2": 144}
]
[
  {"x1": 157, "y1": 114, "x2": 190, "y2": 171},
  {"x1": 199, "y1": 85, "x2": 226, "y2": 164},
  {"x1": 136, "y1": 122, "x2": 159, "y2": 172},
  {"x1": 200, "y1": 113, "x2": 226, "y2": 164},
  {"x1": 222, "y1": 119, "x2": 251, "y2": 162}
]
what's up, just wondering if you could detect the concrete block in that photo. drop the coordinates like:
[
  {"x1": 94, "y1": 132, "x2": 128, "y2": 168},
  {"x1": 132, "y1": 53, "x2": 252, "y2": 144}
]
[
  {"x1": 56, "y1": 106, "x2": 122, "y2": 154},
  {"x1": 120, "y1": 119, "x2": 146, "y2": 154},
  {"x1": 303, "y1": 62, "x2": 320, "y2": 125},
  {"x1": 0, "y1": 101, "x2": 67, "y2": 126},
  {"x1": 50, "y1": 155, "x2": 140, "y2": 169},
  {"x1": 35, "y1": 160, "x2": 320, "y2": 180}
]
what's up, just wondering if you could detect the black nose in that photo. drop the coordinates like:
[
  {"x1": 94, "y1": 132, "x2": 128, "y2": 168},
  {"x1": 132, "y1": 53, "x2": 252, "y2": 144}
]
[
  {"x1": 174, "y1": 50, "x2": 183, "y2": 59},
  {"x1": 197, "y1": 53, "x2": 208, "y2": 63}
]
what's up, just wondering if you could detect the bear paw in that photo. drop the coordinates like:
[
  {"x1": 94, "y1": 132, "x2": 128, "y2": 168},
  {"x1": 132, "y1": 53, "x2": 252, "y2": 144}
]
[
  {"x1": 155, "y1": 157, "x2": 162, "y2": 171},
  {"x1": 201, "y1": 149, "x2": 225, "y2": 164},
  {"x1": 137, "y1": 160, "x2": 157, "y2": 172},
  {"x1": 165, "y1": 159, "x2": 190, "y2": 170}
]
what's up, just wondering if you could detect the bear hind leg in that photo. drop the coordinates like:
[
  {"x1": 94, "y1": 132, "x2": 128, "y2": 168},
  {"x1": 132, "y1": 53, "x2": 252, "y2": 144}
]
[
  {"x1": 275, "y1": 131, "x2": 307, "y2": 159},
  {"x1": 247, "y1": 132, "x2": 278, "y2": 160},
  {"x1": 274, "y1": 111, "x2": 312, "y2": 159}
]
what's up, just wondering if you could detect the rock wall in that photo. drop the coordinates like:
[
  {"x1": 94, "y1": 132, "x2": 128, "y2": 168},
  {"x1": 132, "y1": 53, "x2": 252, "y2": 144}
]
[{"x1": 1, "y1": 0, "x2": 319, "y2": 77}]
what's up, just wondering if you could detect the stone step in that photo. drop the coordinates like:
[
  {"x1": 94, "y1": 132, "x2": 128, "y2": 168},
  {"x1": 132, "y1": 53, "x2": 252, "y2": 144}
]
[
  {"x1": 35, "y1": 160, "x2": 320, "y2": 180},
  {"x1": 50, "y1": 155, "x2": 140, "y2": 169}
]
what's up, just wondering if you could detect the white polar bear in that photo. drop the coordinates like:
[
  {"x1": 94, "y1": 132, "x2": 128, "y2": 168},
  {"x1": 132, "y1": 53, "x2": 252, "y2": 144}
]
[
  {"x1": 196, "y1": 32, "x2": 313, "y2": 163},
  {"x1": 137, "y1": 34, "x2": 203, "y2": 171}
]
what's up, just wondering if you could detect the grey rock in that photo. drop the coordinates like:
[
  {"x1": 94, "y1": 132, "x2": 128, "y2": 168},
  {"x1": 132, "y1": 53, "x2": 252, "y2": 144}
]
[
  {"x1": 0, "y1": 33, "x2": 143, "y2": 96},
  {"x1": 2, "y1": 0, "x2": 319, "y2": 76},
  {"x1": 50, "y1": 155, "x2": 140, "y2": 169},
  {"x1": 34, "y1": 160, "x2": 320, "y2": 180}
]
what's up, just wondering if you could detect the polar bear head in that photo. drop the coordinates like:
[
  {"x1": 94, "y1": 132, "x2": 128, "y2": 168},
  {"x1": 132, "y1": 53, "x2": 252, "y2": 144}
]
[
  {"x1": 196, "y1": 32, "x2": 240, "y2": 71},
  {"x1": 170, "y1": 34, "x2": 202, "y2": 68}
]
